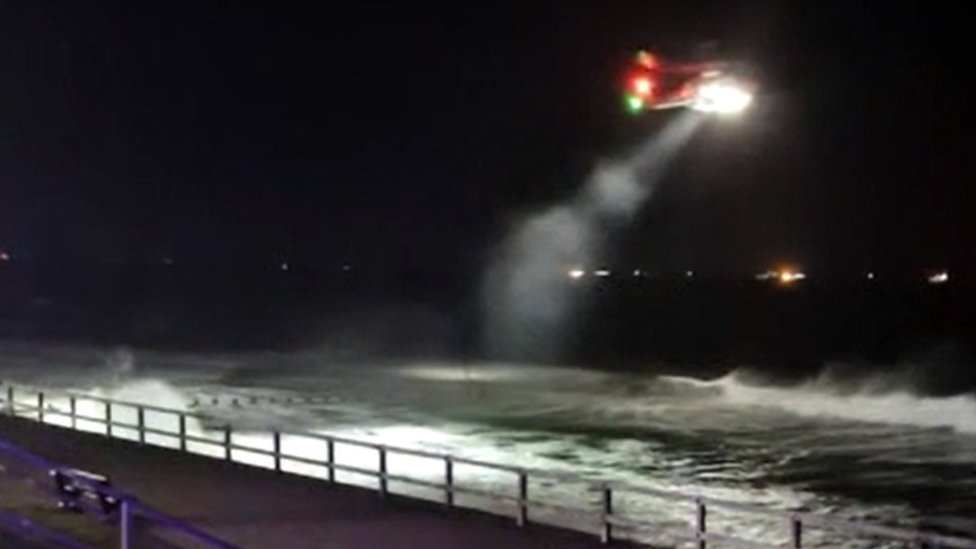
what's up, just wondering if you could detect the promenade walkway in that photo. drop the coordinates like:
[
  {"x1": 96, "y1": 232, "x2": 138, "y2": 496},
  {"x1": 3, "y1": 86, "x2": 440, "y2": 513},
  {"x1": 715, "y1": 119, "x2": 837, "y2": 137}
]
[
  {"x1": 0, "y1": 530, "x2": 48, "y2": 549},
  {"x1": 0, "y1": 416, "x2": 644, "y2": 549}
]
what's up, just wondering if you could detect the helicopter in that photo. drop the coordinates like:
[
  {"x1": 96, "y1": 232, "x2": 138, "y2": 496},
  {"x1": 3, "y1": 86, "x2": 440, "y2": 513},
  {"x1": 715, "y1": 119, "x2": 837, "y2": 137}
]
[{"x1": 623, "y1": 49, "x2": 755, "y2": 115}]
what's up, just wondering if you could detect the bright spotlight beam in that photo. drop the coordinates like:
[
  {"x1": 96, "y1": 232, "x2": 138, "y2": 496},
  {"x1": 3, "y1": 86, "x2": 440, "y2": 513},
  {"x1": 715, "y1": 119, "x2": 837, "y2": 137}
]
[
  {"x1": 691, "y1": 80, "x2": 754, "y2": 114},
  {"x1": 480, "y1": 112, "x2": 705, "y2": 362}
]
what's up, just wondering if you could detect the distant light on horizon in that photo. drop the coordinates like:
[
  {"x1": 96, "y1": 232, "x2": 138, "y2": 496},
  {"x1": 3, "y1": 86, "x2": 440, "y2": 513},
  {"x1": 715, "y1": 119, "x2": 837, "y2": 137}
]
[
  {"x1": 756, "y1": 268, "x2": 806, "y2": 284},
  {"x1": 0, "y1": 252, "x2": 8, "y2": 262},
  {"x1": 927, "y1": 270, "x2": 948, "y2": 284},
  {"x1": 780, "y1": 271, "x2": 805, "y2": 283}
]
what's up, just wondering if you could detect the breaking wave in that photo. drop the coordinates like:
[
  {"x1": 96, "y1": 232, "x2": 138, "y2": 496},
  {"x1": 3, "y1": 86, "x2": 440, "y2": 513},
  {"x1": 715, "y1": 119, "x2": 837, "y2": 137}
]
[{"x1": 705, "y1": 369, "x2": 976, "y2": 433}]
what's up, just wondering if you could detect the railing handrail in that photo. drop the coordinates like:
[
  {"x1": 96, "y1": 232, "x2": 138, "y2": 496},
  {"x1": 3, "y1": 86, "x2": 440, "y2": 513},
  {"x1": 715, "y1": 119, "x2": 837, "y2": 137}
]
[
  {"x1": 31, "y1": 389, "x2": 546, "y2": 475},
  {"x1": 35, "y1": 392, "x2": 924, "y2": 530},
  {"x1": 8, "y1": 385, "x2": 976, "y2": 549}
]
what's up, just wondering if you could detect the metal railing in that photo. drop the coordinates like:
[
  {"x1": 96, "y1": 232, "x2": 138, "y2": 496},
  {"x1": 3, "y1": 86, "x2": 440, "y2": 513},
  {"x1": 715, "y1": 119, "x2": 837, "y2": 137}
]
[
  {"x1": 5, "y1": 385, "x2": 976, "y2": 549},
  {"x1": 0, "y1": 398, "x2": 245, "y2": 549}
]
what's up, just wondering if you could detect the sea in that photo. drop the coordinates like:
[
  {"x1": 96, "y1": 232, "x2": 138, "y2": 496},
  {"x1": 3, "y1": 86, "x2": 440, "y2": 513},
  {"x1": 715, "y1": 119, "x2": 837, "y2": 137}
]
[{"x1": 1, "y1": 265, "x2": 975, "y2": 547}]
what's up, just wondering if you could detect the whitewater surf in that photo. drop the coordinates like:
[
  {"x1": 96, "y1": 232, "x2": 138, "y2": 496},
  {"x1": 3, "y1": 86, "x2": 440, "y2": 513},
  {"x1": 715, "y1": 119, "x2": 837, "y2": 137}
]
[{"x1": 4, "y1": 341, "x2": 976, "y2": 543}]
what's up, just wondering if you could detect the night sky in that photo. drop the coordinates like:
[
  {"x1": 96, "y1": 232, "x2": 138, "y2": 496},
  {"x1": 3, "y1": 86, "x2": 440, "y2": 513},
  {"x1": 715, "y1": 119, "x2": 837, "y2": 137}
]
[{"x1": 0, "y1": 2, "x2": 970, "y2": 279}]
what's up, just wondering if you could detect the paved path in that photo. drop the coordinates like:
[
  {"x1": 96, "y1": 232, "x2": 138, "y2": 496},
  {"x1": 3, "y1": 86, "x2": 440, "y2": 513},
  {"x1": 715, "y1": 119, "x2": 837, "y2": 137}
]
[
  {"x1": 0, "y1": 417, "x2": 647, "y2": 549},
  {"x1": 0, "y1": 530, "x2": 48, "y2": 549}
]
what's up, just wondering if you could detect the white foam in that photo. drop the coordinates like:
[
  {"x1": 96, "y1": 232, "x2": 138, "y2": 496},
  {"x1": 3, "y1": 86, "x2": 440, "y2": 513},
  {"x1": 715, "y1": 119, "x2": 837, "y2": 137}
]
[{"x1": 710, "y1": 371, "x2": 976, "y2": 433}]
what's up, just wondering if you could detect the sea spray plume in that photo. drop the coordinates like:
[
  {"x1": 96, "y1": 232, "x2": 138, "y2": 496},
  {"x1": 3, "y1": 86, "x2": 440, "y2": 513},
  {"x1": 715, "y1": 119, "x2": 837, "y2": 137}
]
[
  {"x1": 106, "y1": 346, "x2": 136, "y2": 387},
  {"x1": 481, "y1": 112, "x2": 705, "y2": 362},
  {"x1": 481, "y1": 204, "x2": 596, "y2": 362}
]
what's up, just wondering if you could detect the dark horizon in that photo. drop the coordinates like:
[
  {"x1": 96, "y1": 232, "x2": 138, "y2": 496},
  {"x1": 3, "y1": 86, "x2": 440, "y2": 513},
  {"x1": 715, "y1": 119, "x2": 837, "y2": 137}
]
[{"x1": 0, "y1": 2, "x2": 972, "y2": 278}]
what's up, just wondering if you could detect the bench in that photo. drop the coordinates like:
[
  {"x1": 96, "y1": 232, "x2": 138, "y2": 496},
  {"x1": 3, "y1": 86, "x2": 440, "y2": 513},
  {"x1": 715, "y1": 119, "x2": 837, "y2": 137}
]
[{"x1": 50, "y1": 468, "x2": 120, "y2": 520}]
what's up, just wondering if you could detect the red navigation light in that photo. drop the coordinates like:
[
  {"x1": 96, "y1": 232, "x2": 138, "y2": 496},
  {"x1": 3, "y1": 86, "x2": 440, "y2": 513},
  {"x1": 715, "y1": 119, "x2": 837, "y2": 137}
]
[{"x1": 631, "y1": 76, "x2": 653, "y2": 97}]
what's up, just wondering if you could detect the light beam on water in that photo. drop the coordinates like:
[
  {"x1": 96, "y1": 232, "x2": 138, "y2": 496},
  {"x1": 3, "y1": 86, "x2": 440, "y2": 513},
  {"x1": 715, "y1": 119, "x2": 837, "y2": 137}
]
[{"x1": 481, "y1": 113, "x2": 705, "y2": 361}]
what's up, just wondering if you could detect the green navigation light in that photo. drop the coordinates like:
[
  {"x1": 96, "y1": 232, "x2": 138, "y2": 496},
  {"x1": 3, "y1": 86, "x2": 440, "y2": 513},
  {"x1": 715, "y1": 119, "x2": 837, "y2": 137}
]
[{"x1": 625, "y1": 95, "x2": 643, "y2": 113}]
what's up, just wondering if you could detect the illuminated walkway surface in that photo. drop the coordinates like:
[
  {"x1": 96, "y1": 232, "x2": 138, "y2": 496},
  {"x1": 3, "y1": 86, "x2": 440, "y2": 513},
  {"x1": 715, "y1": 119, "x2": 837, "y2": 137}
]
[{"x1": 0, "y1": 417, "x2": 643, "y2": 549}]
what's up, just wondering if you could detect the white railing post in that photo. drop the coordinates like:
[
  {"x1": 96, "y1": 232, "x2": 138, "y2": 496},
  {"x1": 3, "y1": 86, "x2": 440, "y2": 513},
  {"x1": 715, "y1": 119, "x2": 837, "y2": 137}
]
[
  {"x1": 5, "y1": 385, "x2": 12, "y2": 416},
  {"x1": 273, "y1": 431, "x2": 281, "y2": 472},
  {"x1": 326, "y1": 439, "x2": 335, "y2": 483},
  {"x1": 137, "y1": 406, "x2": 145, "y2": 444},
  {"x1": 378, "y1": 446, "x2": 388, "y2": 496},
  {"x1": 223, "y1": 425, "x2": 232, "y2": 461},
  {"x1": 120, "y1": 497, "x2": 134, "y2": 549},
  {"x1": 790, "y1": 514, "x2": 803, "y2": 549},
  {"x1": 178, "y1": 413, "x2": 187, "y2": 451},
  {"x1": 600, "y1": 484, "x2": 613, "y2": 544},
  {"x1": 696, "y1": 497, "x2": 707, "y2": 549},
  {"x1": 444, "y1": 456, "x2": 454, "y2": 506},
  {"x1": 516, "y1": 470, "x2": 528, "y2": 527},
  {"x1": 69, "y1": 396, "x2": 77, "y2": 429}
]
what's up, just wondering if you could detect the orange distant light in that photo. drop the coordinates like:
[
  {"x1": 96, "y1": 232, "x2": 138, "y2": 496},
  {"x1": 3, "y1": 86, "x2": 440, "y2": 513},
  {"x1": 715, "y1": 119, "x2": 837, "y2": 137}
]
[{"x1": 778, "y1": 269, "x2": 806, "y2": 284}]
